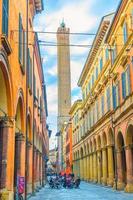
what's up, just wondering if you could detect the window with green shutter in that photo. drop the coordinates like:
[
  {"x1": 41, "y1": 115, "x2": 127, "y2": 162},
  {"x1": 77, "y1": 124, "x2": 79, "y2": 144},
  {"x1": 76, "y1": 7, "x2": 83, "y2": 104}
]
[
  {"x1": 33, "y1": 74, "x2": 36, "y2": 97},
  {"x1": 96, "y1": 67, "x2": 98, "y2": 80},
  {"x1": 18, "y1": 13, "x2": 25, "y2": 72},
  {"x1": 105, "y1": 48, "x2": 109, "y2": 61},
  {"x1": 123, "y1": 22, "x2": 128, "y2": 44},
  {"x1": 28, "y1": 48, "x2": 32, "y2": 93},
  {"x1": 19, "y1": 13, "x2": 23, "y2": 65},
  {"x1": 101, "y1": 95, "x2": 104, "y2": 116},
  {"x1": 106, "y1": 87, "x2": 111, "y2": 111},
  {"x1": 100, "y1": 58, "x2": 103, "y2": 72},
  {"x1": 113, "y1": 82, "x2": 119, "y2": 109},
  {"x1": 122, "y1": 72, "x2": 127, "y2": 99},
  {"x1": 2, "y1": 0, "x2": 9, "y2": 36},
  {"x1": 111, "y1": 44, "x2": 117, "y2": 64},
  {"x1": 125, "y1": 65, "x2": 131, "y2": 96}
]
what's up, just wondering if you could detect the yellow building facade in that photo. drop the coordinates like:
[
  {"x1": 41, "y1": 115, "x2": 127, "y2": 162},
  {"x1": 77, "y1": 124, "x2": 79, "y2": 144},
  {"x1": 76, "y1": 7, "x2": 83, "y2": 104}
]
[
  {"x1": 71, "y1": 0, "x2": 133, "y2": 193},
  {"x1": 0, "y1": 0, "x2": 49, "y2": 199}
]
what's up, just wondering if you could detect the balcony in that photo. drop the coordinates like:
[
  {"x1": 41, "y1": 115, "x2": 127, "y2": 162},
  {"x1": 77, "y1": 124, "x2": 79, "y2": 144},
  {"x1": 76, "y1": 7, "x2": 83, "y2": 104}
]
[{"x1": 1, "y1": 34, "x2": 12, "y2": 56}]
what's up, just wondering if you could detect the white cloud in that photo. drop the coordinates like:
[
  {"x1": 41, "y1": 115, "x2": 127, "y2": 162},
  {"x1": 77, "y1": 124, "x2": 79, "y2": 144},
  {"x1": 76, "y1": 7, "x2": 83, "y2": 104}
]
[
  {"x1": 71, "y1": 59, "x2": 85, "y2": 91},
  {"x1": 47, "y1": 84, "x2": 57, "y2": 115},
  {"x1": 34, "y1": 0, "x2": 97, "y2": 57},
  {"x1": 47, "y1": 65, "x2": 57, "y2": 76}
]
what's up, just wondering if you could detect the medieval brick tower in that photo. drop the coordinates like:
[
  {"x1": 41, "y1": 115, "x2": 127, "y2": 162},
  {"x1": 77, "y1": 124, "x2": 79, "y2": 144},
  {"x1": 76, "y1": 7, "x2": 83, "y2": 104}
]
[{"x1": 57, "y1": 21, "x2": 71, "y2": 170}]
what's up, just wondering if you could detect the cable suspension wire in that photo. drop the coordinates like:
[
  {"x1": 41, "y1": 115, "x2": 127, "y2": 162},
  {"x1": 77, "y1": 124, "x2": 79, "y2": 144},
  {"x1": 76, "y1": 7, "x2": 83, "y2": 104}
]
[
  {"x1": 12, "y1": 29, "x2": 129, "y2": 36},
  {"x1": 15, "y1": 41, "x2": 133, "y2": 48},
  {"x1": 12, "y1": 29, "x2": 96, "y2": 35}
]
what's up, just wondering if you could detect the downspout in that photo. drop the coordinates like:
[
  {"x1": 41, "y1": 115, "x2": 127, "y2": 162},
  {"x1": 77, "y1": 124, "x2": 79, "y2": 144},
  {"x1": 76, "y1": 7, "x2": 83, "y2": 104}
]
[
  {"x1": 25, "y1": 0, "x2": 29, "y2": 199},
  {"x1": 108, "y1": 44, "x2": 118, "y2": 190},
  {"x1": 32, "y1": 40, "x2": 35, "y2": 194}
]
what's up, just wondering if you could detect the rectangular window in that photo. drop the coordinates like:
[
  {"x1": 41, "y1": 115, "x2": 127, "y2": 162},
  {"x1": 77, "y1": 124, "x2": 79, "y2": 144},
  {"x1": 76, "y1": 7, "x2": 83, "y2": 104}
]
[
  {"x1": 125, "y1": 65, "x2": 131, "y2": 96},
  {"x1": 83, "y1": 91, "x2": 85, "y2": 100},
  {"x1": 18, "y1": 13, "x2": 25, "y2": 71},
  {"x1": 96, "y1": 99, "x2": 99, "y2": 121},
  {"x1": 105, "y1": 48, "x2": 109, "y2": 60},
  {"x1": 106, "y1": 87, "x2": 111, "y2": 111},
  {"x1": 92, "y1": 74, "x2": 94, "y2": 86},
  {"x1": 86, "y1": 87, "x2": 88, "y2": 97},
  {"x1": 122, "y1": 65, "x2": 131, "y2": 99},
  {"x1": 101, "y1": 95, "x2": 104, "y2": 116},
  {"x1": 123, "y1": 22, "x2": 128, "y2": 44},
  {"x1": 28, "y1": 48, "x2": 32, "y2": 93},
  {"x1": 130, "y1": 9, "x2": 133, "y2": 29},
  {"x1": 100, "y1": 58, "x2": 103, "y2": 72},
  {"x1": 112, "y1": 44, "x2": 117, "y2": 64},
  {"x1": 96, "y1": 67, "x2": 98, "y2": 80},
  {"x1": 33, "y1": 75, "x2": 36, "y2": 97},
  {"x1": 87, "y1": 111, "x2": 90, "y2": 130},
  {"x1": 122, "y1": 72, "x2": 127, "y2": 99},
  {"x1": 112, "y1": 83, "x2": 119, "y2": 109},
  {"x1": 19, "y1": 13, "x2": 23, "y2": 65},
  {"x1": 88, "y1": 82, "x2": 90, "y2": 93},
  {"x1": 2, "y1": 0, "x2": 9, "y2": 36}
]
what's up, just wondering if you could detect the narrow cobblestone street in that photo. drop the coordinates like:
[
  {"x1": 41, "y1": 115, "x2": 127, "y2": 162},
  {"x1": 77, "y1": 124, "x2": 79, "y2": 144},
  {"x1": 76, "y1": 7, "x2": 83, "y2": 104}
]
[{"x1": 30, "y1": 182, "x2": 133, "y2": 200}]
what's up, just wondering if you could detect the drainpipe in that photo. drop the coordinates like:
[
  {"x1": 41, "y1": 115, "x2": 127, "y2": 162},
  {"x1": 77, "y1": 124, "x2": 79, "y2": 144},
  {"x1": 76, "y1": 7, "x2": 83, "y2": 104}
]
[
  {"x1": 32, "y1": 40, "x2": 35, "y2": 194},
  {"x1": 108, "y1": 44, "x2": 117, "y2": 190},
  {"x1": 25, "y1": 0, "x2": 29, "y2": 199}
]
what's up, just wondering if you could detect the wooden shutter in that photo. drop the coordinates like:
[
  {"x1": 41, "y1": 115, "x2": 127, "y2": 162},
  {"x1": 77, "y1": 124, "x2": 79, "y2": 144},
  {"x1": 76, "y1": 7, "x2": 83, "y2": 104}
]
[
  {"x1": 122, "y1": 72, "x2": 126, "y2": 99},
  {"x1": 113, "y1": 86, "x2": 116, "y2": 109},
  {"x1": 19, "y1": 13, "x2": 23, "y2": 65},
  {"x1": 126, "y1": 65, "x2": 131, "y2": 95},
  {"x1": 2, "y1": 0, "x2": 9, "y2": 36}
]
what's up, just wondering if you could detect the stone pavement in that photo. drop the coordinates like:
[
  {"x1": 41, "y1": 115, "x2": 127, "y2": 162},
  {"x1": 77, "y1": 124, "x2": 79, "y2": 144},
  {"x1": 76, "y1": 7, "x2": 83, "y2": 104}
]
[{"x1": 30, "y1": 182, "x2": 133, "y2": 200}]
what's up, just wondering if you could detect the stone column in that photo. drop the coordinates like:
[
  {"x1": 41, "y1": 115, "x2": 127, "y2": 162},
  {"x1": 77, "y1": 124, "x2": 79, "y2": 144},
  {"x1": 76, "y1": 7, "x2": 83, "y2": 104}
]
[
  {"x1": 78, "y1": 159, "x2": 80, "y2": 176},
  {"x1": 97, "y1": 150, "x2": 102, "y2": 184},
  {"x1": 116, "y1": 148, "x2": 125, "y2": 190},
  {"x1": 90, "y1": 153, "x2": 93, "y2": 181},
  {"x1": 125, "y1": 146, "x2": 133, "y2": 192},
  {"x1": 27, "y1": 142, "x2": 32, "y2": 194},
  {"x1": 33, "y1": 147, "x2": 37, "y2": 189},
  {"x1": 39, "y1": 152, "x2": 42, "y2": 187},
  {"x1": 102, "y1": 147, "x2": 107, "y2": 185},
  {"x1": 86, "y1": 156, "x2": 89, "y2": 181},
  {"x1": 83, "y1": 156, "x2": 87, "y2": 180},
  {"x1": 79, "y1": 158, "x2": 83, "y2": 179},
  {"x1": 93, "y1": 152, "x2": 97, "y2": 183},
  {"x1": 73, "y1": 160, "x2": 75, "y2": 175},
  {"x1": 87, "y1": 155, "x2": 90, "y2": 181},
  {"x1": 107, "y1": 145, "x2": 114, "y2": 186},
  {"x1": 0, "y1": 117, "x2": 14, "y2": 199}
]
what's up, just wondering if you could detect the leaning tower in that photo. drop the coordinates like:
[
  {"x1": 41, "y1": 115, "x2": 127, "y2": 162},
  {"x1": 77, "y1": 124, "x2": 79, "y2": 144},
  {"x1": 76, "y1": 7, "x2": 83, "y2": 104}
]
[{"x1": 57, "y1": 21, "x2": 71, "y2": 170}]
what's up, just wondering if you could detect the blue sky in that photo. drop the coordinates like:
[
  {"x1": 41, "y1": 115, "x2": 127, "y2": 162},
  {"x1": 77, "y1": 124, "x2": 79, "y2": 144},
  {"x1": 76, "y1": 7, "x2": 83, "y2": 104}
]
[{"x1": 34, "y1": 0, "x2": 120, "y2": 149}]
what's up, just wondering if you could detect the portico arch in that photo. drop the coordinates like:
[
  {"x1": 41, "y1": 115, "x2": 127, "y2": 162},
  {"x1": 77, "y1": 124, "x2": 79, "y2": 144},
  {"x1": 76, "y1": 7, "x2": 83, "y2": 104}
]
[
  {"x1": 125, "y1": 123, "x2": 133, "y2": 192},
  {"x1": 0, "y1": 52, "x2": 13, "y2": 190},
  {"x1": 116, "y1": 131, "x2": 126, "y2": 189},
  {"x1": 14, "y1": 93, "x2": 25, "y2": 196}
]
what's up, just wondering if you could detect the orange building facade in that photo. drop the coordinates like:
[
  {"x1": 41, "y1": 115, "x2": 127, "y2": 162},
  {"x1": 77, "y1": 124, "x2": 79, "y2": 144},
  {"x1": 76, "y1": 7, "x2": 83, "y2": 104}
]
[{"x1": 0, "y1": 0, "x2": 49, "y2": 200}]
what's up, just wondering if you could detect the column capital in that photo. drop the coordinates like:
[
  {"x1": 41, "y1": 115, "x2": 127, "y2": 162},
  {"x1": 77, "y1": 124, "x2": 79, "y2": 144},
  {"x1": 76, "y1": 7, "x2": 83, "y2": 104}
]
[
  {"x1": 107, "y1": 144, "x2": 114, "y2": 148},
  {"x1": 27, "y1": 140, "x2": 32, "y2": 148},
  {"x1": 101, "y1": 146, "x2": 107, "y2": 151},
  {"x1": 15, "y1": 132, "x2": 25, "y2": 141},
  {"x1": 116, "y1": 147, "x2": 122, "y2": 153},
  {"x1": 96, "y1": 149, "x2": 101, "y2": 153},
  {"x1": 0, "y1": 116, "x2": 14, "y2": 128},
  {"x1": 125, "y1": 144, "x2": 133, "y2": 150}
]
